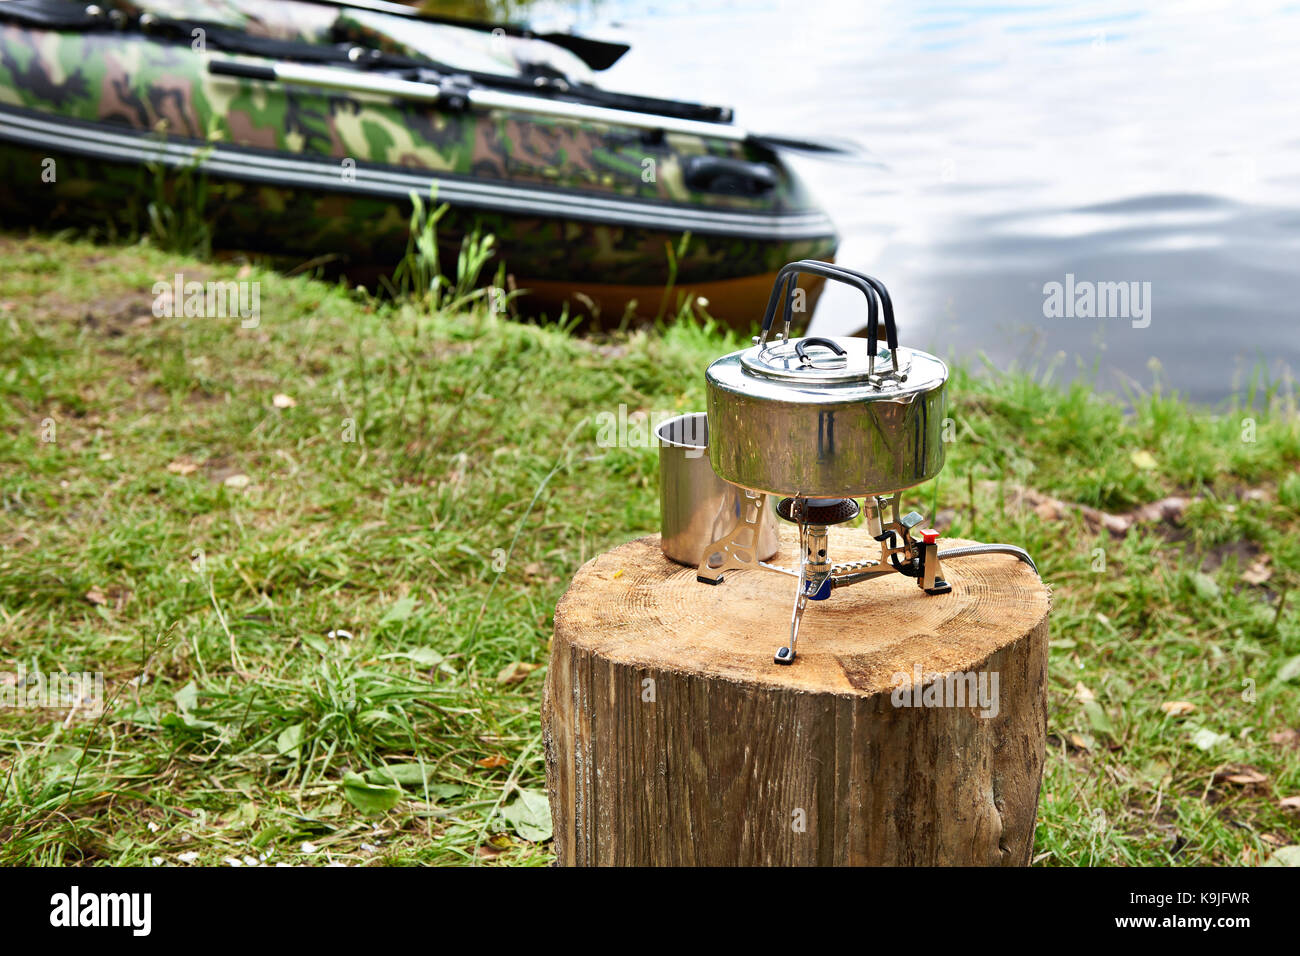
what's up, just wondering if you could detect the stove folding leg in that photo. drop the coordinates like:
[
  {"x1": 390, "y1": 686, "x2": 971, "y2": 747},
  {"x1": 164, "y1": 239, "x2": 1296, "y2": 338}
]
[
  {"x1": 695, "y1": 491, "x2": 768, "y2": 584},
  {"x1": 774, "y1": 589, "x2": 808, "y2": 664}
]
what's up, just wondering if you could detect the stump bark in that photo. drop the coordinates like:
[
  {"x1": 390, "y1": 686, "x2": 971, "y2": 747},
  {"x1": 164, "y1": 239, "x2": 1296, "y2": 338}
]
[{"x1": 542, "y1": 525, "x2": 1051, "y2": 866}]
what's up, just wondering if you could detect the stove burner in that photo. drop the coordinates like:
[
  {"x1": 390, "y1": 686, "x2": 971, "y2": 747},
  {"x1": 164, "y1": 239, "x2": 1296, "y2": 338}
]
[
  {"x1": 776, "y1": 497, "x2": 861, "y2": 526},
  {"x1": 697, "y1": 492, "x2": 958, "y2": 664}
]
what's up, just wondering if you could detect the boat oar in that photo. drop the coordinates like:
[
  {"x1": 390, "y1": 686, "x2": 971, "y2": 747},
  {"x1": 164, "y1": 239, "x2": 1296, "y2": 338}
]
[
  {"x1": 303, "y1": 0, "x2": 631, "y2": 71},
  {"x1": 208, "y1": 60, "x2": 860, "y2": 157}
]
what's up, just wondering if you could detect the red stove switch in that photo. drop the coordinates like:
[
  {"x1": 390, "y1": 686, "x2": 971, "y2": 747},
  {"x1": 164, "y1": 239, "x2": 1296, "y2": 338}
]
[{"x1": 920, "y1": 529, "x2": 939, "y2": 545}]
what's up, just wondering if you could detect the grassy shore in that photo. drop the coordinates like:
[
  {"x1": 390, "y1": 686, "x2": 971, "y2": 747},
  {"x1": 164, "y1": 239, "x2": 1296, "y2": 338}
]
[{"x1": 1, "y1": 233, "x2": 1298, "y2": 866}]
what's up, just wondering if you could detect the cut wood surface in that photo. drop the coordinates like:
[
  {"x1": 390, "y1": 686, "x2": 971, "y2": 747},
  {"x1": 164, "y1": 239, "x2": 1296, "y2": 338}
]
[{"x1": 543, "y1": 524, "x2": 1051, "y2": 866}]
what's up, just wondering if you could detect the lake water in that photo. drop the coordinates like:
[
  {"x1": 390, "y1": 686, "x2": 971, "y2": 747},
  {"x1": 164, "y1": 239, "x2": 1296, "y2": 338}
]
[{"x1": 556, "y1": 0, "x2": 1300, "y2": 404}]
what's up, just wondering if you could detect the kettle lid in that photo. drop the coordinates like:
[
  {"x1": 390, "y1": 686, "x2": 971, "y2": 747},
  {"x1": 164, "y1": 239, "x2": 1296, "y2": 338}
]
[{"x1": 739, "y1": 335, "x2": 943, "y2": 391}]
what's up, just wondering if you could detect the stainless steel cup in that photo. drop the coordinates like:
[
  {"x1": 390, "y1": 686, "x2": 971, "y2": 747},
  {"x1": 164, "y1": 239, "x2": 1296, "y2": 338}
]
[{"x1": 656, "y1": 412, "x2": 779, "y2": 567}]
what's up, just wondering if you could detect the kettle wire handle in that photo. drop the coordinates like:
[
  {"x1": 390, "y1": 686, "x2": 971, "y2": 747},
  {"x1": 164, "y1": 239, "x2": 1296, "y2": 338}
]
[
  {"x1": 794, "y1": 336, "x2": 847, "y2": 366},
  {"x1": 758, "y1": 261, "x2": 899, "y2": 374}
]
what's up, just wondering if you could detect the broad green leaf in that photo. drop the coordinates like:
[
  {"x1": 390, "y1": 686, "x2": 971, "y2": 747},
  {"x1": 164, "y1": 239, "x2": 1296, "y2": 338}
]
[
  {"x1": 161, "y1": 711, "x2": 218, "y2": 732},
  {"x1": 1083, "y1": 700, "x2": 1115, "y2": 737},
  {"x1": 277, "y1": 722, "x2": 304, "y2": 757},
  {"x1": 1277, "y1": 655, "x2": 1300, "y2": 682},
  {"x1": 1190, "y1": 727, "x2": 1229, "y2": 752},
  {"x1": 1107, "y1": 676, "x2": 1135, "y2": 700},
  {"x1": 117, "y1": 705, "x2": 160, "y2": 727},
  {"x1": 227, "y1": 802, "x2": 258, "y2": 829},
  {"x1": 173, "y1": 681, "x2": 199, "y2": 712},
  {"x1": 1130, "y1": 449, "x2": 1158, "y2": 470},
  {"x1": 378, "y1": 647, "x2": 443, "y2": 666},
  {"x1": 403, "y1": 647, "x2": 443, "y2": 666},
  {"x1": 366, "y1": 763, "x2": 430, "y2": 787},
  {"x1": 364, "y1": 767, "x2": 464, "y2": 800},
  {"x1": 379, "y1": 596, "x2": 418, "y2": 628},
  {"x1": 342, "y1": 771, "x2": 402, "y2": 815},
  {"x1": 501, "y1": 789, "x2": 552, "y2": 843},
  {"x1": 300, "y1": 634, "x2": 329, "y2": 655},
  {"x1": 1264, "y1": 845, "x2": 1300, "y2": 867}
]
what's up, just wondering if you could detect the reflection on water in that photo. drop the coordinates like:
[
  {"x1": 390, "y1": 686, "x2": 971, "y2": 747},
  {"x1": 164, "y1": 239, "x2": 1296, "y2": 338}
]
[{"x1": 565, "y1": 0, "x2": 1300, "y2": 403}]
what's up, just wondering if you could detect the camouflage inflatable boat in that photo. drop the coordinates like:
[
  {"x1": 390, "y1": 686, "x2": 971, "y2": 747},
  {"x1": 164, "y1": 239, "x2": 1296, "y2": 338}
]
[{"x1": 0, "y1": 0, "x2": 839, "y2": 322}]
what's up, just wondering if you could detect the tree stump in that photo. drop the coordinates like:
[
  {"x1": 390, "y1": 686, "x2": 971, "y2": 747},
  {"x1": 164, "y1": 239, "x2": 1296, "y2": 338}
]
[{"x1": 542, "y1": 524, "x2": 1051, "y2": 866}]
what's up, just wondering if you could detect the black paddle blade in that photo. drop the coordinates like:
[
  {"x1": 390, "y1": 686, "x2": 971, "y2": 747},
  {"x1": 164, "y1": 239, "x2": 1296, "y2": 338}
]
[
  {"x1": 747, "y1": 133, "x2": 867, "y2": 158},
  {"x1": 539, "y1": 32, "x2": 630, "y2": 71}
]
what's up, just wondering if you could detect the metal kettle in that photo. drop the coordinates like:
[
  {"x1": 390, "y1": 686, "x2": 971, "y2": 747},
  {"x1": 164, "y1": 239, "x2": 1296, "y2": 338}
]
[{"x1": 705, "y1": 260, "x2": 950, "y2": 499}]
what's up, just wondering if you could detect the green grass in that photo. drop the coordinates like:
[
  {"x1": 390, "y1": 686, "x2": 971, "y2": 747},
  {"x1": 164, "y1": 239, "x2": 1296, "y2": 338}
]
[{"x1": 1, "y1": 233, "x2": 1298, "y2": 866}]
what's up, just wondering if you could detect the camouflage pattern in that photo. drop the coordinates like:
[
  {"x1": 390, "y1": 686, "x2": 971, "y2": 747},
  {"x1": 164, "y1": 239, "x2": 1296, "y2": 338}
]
[{"x1": 0, "y1": 1, "x2": 837, "y2": 316}]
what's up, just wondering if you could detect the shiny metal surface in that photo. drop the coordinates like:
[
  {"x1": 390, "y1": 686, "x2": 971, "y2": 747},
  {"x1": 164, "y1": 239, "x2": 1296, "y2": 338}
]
[
  {"x1": 706, "y1": 341, "x2": 949, "y2": 498},
  {"x1": 657, "y1": 413, "x2": 779, "y2": 567},
  {"x1": 740, "y1": 336, "x2": 913, "y2": 384}
]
